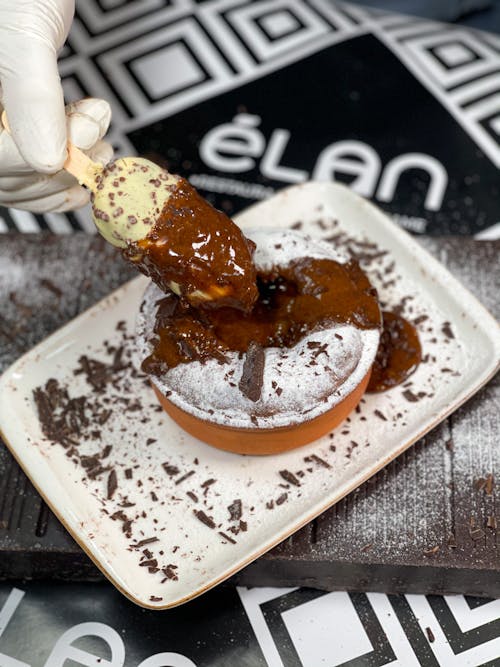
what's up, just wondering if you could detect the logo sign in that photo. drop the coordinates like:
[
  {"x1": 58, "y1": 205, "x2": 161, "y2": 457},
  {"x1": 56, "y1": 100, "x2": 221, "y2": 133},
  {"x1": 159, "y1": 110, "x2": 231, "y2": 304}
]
[{"x1": 129, "y1": 34, "x2": 499, "y2": 235}]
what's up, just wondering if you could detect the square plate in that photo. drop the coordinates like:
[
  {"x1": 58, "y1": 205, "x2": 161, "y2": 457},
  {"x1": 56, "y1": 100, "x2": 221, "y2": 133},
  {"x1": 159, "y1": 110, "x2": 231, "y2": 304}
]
[{"x1": 0, "y1": 182, "x2": 498, "y2": 609}]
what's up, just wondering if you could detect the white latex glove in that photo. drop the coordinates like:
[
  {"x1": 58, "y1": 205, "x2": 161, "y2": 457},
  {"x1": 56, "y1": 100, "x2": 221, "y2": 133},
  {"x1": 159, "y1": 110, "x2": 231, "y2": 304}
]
[
  {"x1": 0, "y1": 1, "x2": 114, "y2": 212},
  {"x1": 0, "y1": 98, "x2": 113, "y2": 212}
]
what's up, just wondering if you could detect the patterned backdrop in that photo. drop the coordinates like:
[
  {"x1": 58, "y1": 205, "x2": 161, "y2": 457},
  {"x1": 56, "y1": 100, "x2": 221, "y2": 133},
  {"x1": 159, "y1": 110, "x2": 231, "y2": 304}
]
[
  {"x1": 0, "y1": 0, "x2": 499, "y2": 238},
  {"x1": 0, "y1": 2, "x2": 499, "y2": 666}
]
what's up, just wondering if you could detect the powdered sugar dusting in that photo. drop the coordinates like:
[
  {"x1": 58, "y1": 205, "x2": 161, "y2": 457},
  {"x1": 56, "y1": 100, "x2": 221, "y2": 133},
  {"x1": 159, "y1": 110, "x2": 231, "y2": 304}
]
[{"x1": 136, "y1": 229, "x2": 379, "y2": 429}]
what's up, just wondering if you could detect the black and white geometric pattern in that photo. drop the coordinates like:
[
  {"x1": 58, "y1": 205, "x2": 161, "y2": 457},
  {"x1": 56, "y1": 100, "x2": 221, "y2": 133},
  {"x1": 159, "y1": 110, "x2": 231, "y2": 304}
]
[
  {"x1": 238, "y1": 587, "x2": 500, "y2": 666},
  {"x1": 0, "y1": 583, "x2": 498, "y2": 666},
  {"x1": 366, "y1": 9, "x2": 500, "y2": 170},
  {"x1": 1, "y1": 0, "x2": 499, "y2": 236}
]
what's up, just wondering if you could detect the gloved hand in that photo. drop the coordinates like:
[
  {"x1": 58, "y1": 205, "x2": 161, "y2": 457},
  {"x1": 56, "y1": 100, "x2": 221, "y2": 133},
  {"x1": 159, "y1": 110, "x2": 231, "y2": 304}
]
[
  {"x1": 0, "y1": 98, "x2": 113, "y2": 212},
  {"x1": 0, "y1": 1, "x2": 114, "y2": 212}
]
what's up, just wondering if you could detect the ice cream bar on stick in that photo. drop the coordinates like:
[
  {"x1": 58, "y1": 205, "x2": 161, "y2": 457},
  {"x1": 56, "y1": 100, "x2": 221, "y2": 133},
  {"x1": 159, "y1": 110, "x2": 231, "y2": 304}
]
[{"x1": 2, "y1": 111, "x2": 258, "y2": 311}]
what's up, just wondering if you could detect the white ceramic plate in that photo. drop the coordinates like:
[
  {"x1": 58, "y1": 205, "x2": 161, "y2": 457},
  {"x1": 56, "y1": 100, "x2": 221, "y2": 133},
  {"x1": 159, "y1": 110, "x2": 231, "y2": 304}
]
[{"x1": 0, "y1": 183, "x2": 498, "y2": 609}]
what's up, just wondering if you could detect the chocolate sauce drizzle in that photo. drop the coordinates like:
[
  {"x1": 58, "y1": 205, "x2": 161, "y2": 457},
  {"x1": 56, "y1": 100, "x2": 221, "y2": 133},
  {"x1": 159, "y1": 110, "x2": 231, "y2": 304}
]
[
  {"x1": 368, "y1": 311, "x2": 422, "y2": 392},
  {"x1": 142, "y1": 256, "x2": 382, "y2": 375},
  {"x1": 123, "y1": 177, "x2": 258, "y2": 312}
]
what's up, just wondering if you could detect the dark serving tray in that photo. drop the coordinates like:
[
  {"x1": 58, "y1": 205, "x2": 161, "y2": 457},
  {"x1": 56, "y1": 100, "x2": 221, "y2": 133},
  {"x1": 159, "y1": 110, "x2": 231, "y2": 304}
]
[{"x1": 0, "y1": 234, "x2": 498, "y2": 596}]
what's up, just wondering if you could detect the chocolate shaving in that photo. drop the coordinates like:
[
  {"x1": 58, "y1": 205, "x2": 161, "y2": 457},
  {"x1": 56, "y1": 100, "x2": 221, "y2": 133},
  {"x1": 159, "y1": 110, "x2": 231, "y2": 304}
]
[
  {"x1": 39, "y1": 278, "x2": 63, "y2": 297},
  {"x1": 107, "y1": 469, "x2": 118, "y2": 499},
  {"x1": 487, "y1": 516, "x2": 497, "y2": 530},
  {"x1": 279, "y1": 469, "x2": 301, "y2": 486},
  {"x1": 87, "y1": 465, "x2": 110, "y2": 480},
  {"x1": 33, "y1": 381, "x2": 83, "y2": 448},
  {"x1": 402, "y1": 389, "x2": 426, "y2": 403},
  {"x1": 162, "y1": 564, "x2": 179, "y2": 581},
  {"x1": 74, "y1": 354, "x2": 128, "y2": 393},
  {"x1": 374, "y1": 409, "x2": 387, "y2": 421},
  {"x1": 187, "y1": 491, "x2": 198, "y2": 503},
  {"x1": 305, "y1": 454, "x2": 331, "y2": 469},
  {"x1": 219, "y1": 531, "x2": 236, "y2": 544},
  {"x1": 485, "y1": 474, "x2": 494, "y2": 496},
  {"x1": 441, "y1": 321, "x2": 454, "y2": 339},
  {"x1": 81, "y1": 455, "x2": 100, "y2": 469},
  {"x1": 228, "y1": 499, "x2": 242, "y2": 521},
  {"x1": 425, "y1": 627, "x2": 435, "y2": 643},
  {"x1": 276, "y1": 493, "x2": 288, "y2": 506},
  {"x1": 162, "y1": 463, "x2": 180, "y2": 477},
  {"x1": 122, "y1": 520, "x2": 133, "y2": 536},
  {"x1": 132, "y1": 537, "x2": 159, "y2": 548},
  {"x1": 139, "y1": 558, "x2": 159, "y2": 573},
  {"x1": 100, "y1": 445, "x2": 112, "y2": 459},
  {"x1": 193, "y1": 509, "x2": 216, "y2": 529},
  {"x1": 175, "y1": 470, "x2": 195, "y2": 485},
  {"x1": 308, "y1": 341, "x2": 329, "y2": 359},
  {"x1": 97, "y1": 410, "x2": 112, "y2": 425},
  {"x1": 238, "y1": 341, "x2": 265, "y2": 402}
]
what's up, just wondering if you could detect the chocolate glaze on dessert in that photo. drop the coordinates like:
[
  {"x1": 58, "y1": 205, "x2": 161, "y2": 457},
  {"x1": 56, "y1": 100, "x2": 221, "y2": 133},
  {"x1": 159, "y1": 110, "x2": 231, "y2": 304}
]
[
  {"x1": 123, "y1": 177, "x2": 258, "y2": 312},
  {"x1": 367, "y1": 311, "x2": 422, "y2": 392},
  {"x1": 142, "y1": 256, "x2": 381, "y2": 375}
]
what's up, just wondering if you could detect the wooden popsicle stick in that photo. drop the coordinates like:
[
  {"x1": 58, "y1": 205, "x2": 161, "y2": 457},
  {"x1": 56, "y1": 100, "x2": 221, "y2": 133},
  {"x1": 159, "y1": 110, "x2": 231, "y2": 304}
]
[
  {"x1": 63, "y1": 143, "x2": 102, "y2": 191},
  {"x1": 1, "y1": 110, "x2": 103, "y2": 193}
]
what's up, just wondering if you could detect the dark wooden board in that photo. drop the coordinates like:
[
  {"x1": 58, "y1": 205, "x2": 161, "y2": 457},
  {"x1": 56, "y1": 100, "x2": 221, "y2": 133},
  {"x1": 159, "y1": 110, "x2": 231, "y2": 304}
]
[{"x1": 0, "y1": 234, "x2": 498, "y2": 596}]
